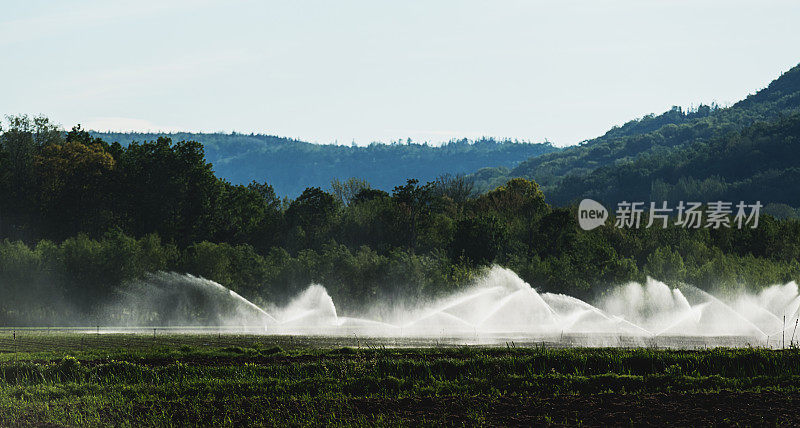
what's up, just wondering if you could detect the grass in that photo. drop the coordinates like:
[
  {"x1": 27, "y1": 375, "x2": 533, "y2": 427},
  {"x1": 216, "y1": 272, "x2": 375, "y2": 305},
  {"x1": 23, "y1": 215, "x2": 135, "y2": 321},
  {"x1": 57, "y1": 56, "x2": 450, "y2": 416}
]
[{"x1": 1, "y1": 333, "x2": 799, "y2": 426}]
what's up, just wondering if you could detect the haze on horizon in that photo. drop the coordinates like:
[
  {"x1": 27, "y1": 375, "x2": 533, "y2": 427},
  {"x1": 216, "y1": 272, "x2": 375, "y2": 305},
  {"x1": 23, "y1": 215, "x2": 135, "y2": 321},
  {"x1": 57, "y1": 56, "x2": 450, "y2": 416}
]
[{"x1": 2, "y1": 0, "x2": 799, "y2": 147}]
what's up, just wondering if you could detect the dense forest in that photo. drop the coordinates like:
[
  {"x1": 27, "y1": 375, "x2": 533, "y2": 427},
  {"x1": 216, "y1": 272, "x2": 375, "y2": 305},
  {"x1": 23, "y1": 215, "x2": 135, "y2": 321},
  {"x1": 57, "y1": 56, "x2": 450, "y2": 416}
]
[
  {"x1": 2, "y1": 113, "x2": 800, "y2": 325},
  {"x1": 474, "y1": 63, "x2": 800, "y2": 207},
  {"x1": 92, "y1": 131, "x2": 557, "y2": 197}
]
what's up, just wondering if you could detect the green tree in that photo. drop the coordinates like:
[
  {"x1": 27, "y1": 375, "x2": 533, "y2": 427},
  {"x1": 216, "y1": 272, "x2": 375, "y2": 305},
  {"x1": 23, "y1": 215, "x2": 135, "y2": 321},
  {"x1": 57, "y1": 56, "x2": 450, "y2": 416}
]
[
  {"x1": 450, "y1": 215, "x2": 506, "y2": 265},
  {"x1": 117, "y1": 137, "x2": 219, "y2": 245},
  {"x1": 286, "y1": 187, "x2": 339, "y2": 250},
  {"x1": 392, "y1": 179, "x2": 434, "y2": 251},
  {"x1": 34, "y1": 139, "x2": 116, "y2": 237}
]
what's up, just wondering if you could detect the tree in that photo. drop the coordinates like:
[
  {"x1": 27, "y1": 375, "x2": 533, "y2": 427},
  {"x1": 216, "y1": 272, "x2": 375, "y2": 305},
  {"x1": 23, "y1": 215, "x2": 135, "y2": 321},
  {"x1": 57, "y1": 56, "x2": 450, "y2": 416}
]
[
  {"x1": 212, "y1": 181, "x2": 283, "y2": 250},
  {"x1": 392, "y1": 179, "x2": 434, "y2": 251},
  {"x1": 34, "y1": 140, "x2": 116, "y2": 237},
  {"x1": 475, "y1": 178, "x2": 548, "y2": 219},
  {"x1": 117, "y1": 137, "x2": 219, "y2": 244},
  {"x1": 0, "y1": 115, "x2": 64, "y2": 239},
  {"x1": 352, "y1": 188, "x2": 389, "y2": 204},
  {"x1": 286, "y1": 187, "x2": 339, "y2": 250},
  {"x1": 474, "y1": 178, "x2": 549, "y2": 255},
  {"x1": 450, "y1": 215, "x2": 506, "y2": 265},
  {"x1": 330, "y1": 177, "x2": 370, "y2": 206},
  {"x1": 433, "y1": 173, "x2": 475, "y2": 205},
  {"x1": 644, "y1": 246, "x2": 687, "y2": 283}
]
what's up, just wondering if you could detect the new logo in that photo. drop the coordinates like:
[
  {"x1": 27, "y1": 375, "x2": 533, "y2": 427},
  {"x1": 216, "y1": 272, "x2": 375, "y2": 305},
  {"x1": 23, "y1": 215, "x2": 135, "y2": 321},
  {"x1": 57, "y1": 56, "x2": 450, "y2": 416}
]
[{"x1": 578, "y1": 199, "x2": 608, "y2": 230}]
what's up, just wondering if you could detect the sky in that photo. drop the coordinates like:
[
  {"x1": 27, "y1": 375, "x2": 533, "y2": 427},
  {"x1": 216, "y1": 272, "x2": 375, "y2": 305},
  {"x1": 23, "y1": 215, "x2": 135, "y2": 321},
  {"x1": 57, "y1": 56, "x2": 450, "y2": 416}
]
[{"x1": 2, "y1": 0, "x2": 800, "y2": 147}]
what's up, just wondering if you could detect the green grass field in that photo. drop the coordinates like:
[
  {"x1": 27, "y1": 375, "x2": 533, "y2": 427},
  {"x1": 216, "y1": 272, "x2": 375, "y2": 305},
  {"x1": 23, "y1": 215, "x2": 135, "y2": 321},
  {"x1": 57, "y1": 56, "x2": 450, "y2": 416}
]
[{"x1": 1, "y1": 333, "x2": 799, "y2": 426}]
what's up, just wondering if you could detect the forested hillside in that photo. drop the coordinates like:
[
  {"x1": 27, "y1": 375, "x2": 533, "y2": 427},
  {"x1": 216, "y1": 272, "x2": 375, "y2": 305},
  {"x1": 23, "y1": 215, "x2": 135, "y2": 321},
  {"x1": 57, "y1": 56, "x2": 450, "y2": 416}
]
[
  {"x1": 473, "y1": 63, "x2": 800, "y2": 204},
  {"x1": 3, "y1": 114, "x2": 800, "y2": 325},
  {"x1": 92, "y1": 131, "x2": 557, "y2": 197},
  {"x1": 550, "y1": 113, "x2": 800, "y2": 214}
]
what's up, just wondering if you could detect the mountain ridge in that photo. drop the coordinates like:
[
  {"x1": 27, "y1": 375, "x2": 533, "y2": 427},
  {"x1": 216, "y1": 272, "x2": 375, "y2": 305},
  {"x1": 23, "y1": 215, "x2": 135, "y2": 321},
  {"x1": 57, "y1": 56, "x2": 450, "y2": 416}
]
[
  {"x1": 90, "y1": 132, "x2": 558, "y2": 197},
  {"x1": 474, "y1": 62, "x2": 800, "y2": 207}
]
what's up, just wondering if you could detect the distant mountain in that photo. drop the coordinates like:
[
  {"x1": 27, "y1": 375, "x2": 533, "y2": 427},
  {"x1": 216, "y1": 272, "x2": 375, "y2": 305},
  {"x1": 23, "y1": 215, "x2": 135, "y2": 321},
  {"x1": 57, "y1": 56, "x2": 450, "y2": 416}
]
[
  {"x1": 473, "y1": 63, "x2": 800, "y2": 207},
  {"x1": 90, "y1": 132, "x2": 558, "y2": 197}
]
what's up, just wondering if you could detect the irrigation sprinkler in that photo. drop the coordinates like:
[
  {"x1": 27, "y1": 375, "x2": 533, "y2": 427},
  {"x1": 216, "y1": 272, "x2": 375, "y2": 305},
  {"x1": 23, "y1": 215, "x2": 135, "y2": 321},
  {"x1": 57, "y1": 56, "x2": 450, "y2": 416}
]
[
  {"x1": 792, "y1": 319, "x2": 799, "y2": 347},
  {"x1": 7, "y1": 270, "x2": 799, "y2": 350}
]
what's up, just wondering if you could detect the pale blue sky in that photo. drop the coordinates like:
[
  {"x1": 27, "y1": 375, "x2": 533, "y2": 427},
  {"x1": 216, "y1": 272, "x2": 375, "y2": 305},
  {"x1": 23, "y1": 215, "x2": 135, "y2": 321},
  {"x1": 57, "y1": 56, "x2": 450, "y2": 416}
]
[{"x1": 2, "y1": 0, "x2": 799, "y2": 146}]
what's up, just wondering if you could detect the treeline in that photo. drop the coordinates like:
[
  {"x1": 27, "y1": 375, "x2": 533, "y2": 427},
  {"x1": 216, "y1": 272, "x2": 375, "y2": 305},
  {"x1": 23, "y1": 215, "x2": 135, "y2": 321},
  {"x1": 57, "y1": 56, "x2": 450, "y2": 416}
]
[
  {"x1": 2, "y1": 114, "x2": 800, "y2": 325},
  {"x1": 2, "y1": 197, "x2": 800, "y2": 325},
  {"x1": 94, "y1": 131, "x2": 558, "y2": 197}
]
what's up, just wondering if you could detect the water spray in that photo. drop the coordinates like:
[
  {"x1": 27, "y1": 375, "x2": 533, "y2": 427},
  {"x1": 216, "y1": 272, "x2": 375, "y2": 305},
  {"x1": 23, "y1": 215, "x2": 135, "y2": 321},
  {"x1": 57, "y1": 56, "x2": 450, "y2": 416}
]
[{"x1": 110, "y1": 267, "x2": 800, "y2": 348}]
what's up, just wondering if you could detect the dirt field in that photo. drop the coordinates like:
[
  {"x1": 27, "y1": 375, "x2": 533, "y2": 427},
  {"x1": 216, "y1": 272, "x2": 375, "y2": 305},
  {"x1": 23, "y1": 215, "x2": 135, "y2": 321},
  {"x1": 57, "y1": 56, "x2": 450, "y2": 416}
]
[{"x1": 2, "y1": 334, "x2": 798, "y2": 426}]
